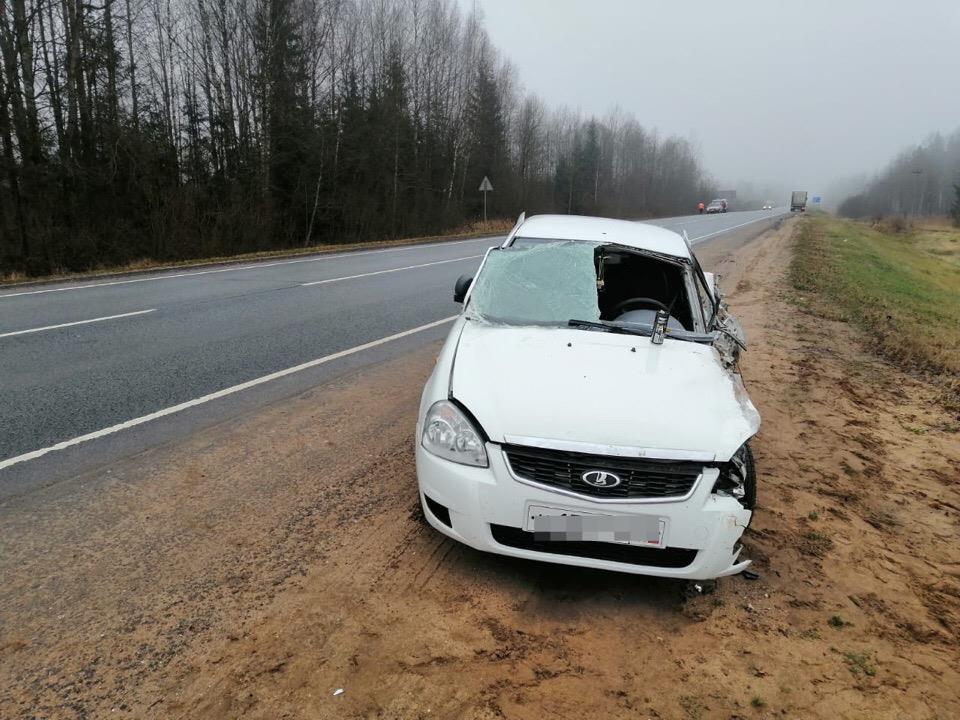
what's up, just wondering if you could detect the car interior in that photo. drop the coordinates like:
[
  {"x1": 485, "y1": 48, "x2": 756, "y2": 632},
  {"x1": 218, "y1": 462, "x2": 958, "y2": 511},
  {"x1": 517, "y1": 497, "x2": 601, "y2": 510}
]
[{"x1": 595, "y1": 247, "x2": 694, "y2": 331}]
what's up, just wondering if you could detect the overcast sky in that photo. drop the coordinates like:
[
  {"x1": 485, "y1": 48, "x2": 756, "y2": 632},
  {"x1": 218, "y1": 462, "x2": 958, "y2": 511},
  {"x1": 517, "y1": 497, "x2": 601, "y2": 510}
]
[{"x1": 465, "y1": 0, "x2": 960, "y2": 199}]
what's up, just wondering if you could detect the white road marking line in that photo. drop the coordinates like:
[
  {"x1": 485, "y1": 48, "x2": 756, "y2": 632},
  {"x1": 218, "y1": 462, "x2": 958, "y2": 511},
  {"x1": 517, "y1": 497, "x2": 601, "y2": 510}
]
[
  {"x1": 646, "y1": 214, "x2": 720, "y2": 227},
  {"x1": 300, "y1": 255, "x2": 484, "y2": 286},
  {"x1": 0, "y1": 236, "x2": 501, "y2": 299},
  {"x1": 0, "y1": 309, "x2": 156, "y2": 339},
  {"x1": 644, "y1": 209, "x2": 785, "y2": 237},
  {"x1": 0, "y1": 315, "x2": 457, "y2": 471},
  {"x1": 688, "y1": 212, "x2": 788, "y2": 243}
]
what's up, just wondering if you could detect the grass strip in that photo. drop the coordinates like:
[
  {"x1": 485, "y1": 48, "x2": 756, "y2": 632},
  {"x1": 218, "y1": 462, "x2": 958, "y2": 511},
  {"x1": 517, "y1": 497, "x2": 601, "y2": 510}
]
[{"x1": 790, "y1": 214, "x2": 960, "y2": 413}]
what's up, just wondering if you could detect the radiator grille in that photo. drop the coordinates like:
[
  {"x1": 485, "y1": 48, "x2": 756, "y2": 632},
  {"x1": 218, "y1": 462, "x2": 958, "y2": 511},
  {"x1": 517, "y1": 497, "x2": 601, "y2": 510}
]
[{"x1": 503, "y1": 444, "x2": 702, "y2": 500}]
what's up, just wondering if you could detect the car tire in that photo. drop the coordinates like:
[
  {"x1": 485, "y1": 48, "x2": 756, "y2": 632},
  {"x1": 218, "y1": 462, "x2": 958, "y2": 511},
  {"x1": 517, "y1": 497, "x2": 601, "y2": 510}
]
[{"x1": 742, "y1": 443, "x2": 757, "y2": 510}]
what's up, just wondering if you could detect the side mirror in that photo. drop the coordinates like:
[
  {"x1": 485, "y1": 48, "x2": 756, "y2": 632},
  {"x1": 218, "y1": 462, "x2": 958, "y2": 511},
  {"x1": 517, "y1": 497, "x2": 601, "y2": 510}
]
[{"x1": 454, "y1": 274, "x2": 473, "y2": 303}]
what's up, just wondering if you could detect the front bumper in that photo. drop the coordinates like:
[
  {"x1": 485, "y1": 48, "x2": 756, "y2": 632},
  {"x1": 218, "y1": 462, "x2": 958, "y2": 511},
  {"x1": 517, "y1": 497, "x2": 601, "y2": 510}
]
[{"x1": 415, "y1": 441, "x2": 752, "y2": 580}]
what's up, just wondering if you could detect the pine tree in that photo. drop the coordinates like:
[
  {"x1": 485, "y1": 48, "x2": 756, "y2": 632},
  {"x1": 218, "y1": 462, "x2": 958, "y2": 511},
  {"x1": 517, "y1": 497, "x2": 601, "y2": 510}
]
[
  {"x1": 256, "y1": 0, "x2": 312, "y2": 241},
  {"x1": 576, "y1": 121, "x2": 601, "y2": 215},
  {"x1": 465, "y1": 49, "x2": 509, "y2": 217}
]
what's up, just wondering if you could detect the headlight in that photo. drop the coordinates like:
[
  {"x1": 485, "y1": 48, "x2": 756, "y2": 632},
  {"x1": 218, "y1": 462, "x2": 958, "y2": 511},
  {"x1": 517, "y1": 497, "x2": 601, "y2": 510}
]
[{"x1": 421, "y1": 400, "x2": 488, "y2": 467}]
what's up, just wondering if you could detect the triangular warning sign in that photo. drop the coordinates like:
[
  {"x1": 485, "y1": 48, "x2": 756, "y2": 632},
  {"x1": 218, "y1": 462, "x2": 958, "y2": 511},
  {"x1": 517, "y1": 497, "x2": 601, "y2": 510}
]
[{"x1": 478, "y1": 176, "x2": 494, "y2": 192}]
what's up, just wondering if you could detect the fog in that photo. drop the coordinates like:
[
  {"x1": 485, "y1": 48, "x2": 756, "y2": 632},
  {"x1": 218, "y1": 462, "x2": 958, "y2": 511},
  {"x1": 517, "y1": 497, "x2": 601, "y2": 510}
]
[{"x1": 466, "y1": 0, "x2": 960, "y2": 203}]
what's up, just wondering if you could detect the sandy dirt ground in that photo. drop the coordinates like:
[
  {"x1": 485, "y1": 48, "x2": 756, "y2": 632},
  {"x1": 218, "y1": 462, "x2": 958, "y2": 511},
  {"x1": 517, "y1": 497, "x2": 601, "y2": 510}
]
[{"x1": 2, "y1": 220, "x2": 959, "y2": 719}]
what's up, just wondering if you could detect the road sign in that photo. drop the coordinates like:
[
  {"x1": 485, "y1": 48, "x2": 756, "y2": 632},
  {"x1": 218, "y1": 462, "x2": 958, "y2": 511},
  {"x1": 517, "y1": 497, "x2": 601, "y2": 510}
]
[
  {"x1": 479, "y1": 176, "x2": 493, "y2": 221},
  {"x1": 813, "y1": 196, "x2": 822, "y2": 204}
]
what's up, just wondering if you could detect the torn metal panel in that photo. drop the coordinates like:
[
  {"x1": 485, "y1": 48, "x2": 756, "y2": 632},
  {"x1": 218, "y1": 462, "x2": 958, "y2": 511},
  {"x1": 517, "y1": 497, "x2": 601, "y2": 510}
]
[
  {"x1": 713, "y1": 328, "x2": 743, "y2": 369},
  {"x1": 710, "y1": 276, "x2": 749, "y2": 368}
]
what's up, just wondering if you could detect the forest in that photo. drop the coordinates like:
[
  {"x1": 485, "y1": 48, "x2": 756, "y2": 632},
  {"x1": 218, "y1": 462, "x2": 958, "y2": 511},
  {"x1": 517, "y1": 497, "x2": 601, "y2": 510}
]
[
  {"x1": 838, "y1": 127, "x2": 960, "y2": 222},
  {"x1": 0, "y1": 0, "x2": 715, "y2": 276}
]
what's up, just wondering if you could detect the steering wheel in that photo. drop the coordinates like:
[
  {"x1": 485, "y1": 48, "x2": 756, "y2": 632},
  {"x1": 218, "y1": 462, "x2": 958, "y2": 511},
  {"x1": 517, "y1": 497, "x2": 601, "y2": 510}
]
[{"x1": 611, "y1": 297, "x2": 671, "y2": 317}]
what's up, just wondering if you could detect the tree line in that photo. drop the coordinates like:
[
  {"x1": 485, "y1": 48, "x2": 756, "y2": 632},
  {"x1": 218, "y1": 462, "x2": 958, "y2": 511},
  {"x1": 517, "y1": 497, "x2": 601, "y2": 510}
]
[
  {"x1": 0, "y1": 0, "x2": 716, "y2": 276},
  {"x1": 838, "y1": 127, "x2": 960, "y2": 221}
]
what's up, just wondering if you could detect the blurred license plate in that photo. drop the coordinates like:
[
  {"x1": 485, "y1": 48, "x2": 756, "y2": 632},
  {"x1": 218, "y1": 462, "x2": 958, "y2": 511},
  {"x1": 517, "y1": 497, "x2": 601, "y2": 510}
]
[{"x1": 525, "y1": 505, "x2": 666, "y2": 547}]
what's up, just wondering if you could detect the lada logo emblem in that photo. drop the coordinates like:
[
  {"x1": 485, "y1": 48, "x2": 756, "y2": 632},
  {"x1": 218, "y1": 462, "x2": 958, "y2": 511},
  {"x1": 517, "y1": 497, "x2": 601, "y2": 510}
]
[{"x1": 581, "y1": 470, "x2": 622, "y2": 488}]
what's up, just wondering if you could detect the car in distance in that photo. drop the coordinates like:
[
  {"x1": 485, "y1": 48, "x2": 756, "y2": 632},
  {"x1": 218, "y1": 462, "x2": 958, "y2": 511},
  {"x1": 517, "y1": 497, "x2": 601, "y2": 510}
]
[
  {"x1": 705, "y1": 198, "x2": 727, "y2": 213},
  {"x1": 415, "y1": 214, "x2": 760, "y2": 580},
  {"x1": 762, "y1": 202, "x2": 774, "y2": 210}
]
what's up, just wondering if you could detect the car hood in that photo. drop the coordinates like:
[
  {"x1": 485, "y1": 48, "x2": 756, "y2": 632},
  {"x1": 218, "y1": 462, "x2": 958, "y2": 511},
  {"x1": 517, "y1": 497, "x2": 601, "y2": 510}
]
[{"x1": 450, "y1": 322, "x2": 759, "y2": 461}]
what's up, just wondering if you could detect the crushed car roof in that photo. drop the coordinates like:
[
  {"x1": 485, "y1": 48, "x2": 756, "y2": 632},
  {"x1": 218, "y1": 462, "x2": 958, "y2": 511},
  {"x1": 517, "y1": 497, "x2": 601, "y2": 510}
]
[{"x1": 511, "y1": 214, "x2": 692, "y2": 259}]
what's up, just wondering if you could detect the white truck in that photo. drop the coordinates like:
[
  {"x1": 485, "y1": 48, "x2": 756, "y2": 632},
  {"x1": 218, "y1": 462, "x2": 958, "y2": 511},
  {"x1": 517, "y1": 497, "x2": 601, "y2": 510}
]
[{"x1": 790, "y1": 191, "x2": 808, "y2": 212}]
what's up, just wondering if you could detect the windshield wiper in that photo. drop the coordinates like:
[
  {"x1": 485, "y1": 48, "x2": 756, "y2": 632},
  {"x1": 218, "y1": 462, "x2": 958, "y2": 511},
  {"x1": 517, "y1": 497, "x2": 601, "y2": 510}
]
[
  {"x1": 567, "y1": 319, "x2": 651, "y2": 337},
  {"x1": 569, "y1": 318, "x2": 716, "y2": 345},
  {"x1": 662, "y1": 330, "x2": 714, "y2": 344}
]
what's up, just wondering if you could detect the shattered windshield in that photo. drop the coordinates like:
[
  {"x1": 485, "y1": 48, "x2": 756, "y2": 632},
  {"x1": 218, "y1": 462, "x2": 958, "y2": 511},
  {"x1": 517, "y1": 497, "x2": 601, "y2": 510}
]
[
  {"x1": 468, "y1": 241, "x2": 601, "y2": 325},
  {"x1": 466, "y1": 240, "x2": 708, "y2": 342}
]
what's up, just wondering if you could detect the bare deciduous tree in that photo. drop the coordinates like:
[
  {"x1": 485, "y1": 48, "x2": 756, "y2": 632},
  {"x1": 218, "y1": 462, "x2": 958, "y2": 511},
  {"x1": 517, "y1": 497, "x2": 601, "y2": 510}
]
[{"x1": 0, "y1": 0, "x2": 715, "y2": 276}]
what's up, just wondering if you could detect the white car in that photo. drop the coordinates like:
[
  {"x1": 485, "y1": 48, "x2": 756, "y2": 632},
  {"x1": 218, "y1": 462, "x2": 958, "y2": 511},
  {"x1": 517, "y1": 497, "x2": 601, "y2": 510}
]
[
  {"x1": 705, "y1": 199, "x2": 727, "y2": 213},
  {"x1": 762, "y1": 202, "x2": 774, "y2": 210},
  {"x1": 415, "y1": 214, "x2": 759, "y2": 580}
]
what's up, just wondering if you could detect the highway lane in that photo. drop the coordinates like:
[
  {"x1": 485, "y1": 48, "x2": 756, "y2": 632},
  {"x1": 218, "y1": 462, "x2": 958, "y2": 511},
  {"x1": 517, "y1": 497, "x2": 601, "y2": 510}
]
[
  {"x1": 0, "y1": 207, "x2": 788, "y2": 498},
  {"x1": 646, "y1": 207, "x2": 789, "y2": 241}
]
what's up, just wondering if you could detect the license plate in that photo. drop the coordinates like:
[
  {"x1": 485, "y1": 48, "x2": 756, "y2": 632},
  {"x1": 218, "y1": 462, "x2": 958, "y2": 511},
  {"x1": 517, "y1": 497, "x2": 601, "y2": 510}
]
[{"x1": 525, "y1": 504, "x2": 666, "y2": 548}]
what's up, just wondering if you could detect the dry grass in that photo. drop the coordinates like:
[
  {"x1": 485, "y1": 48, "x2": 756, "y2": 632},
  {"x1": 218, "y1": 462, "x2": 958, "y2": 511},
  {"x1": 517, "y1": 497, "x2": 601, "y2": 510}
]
[
  {"x1": 0, "y1": 218, "x2": 516, "y2": 288},
  {"x1": 913, "y1": 215, "x2": 959, "y2": 231},
  {"x1": 911, "y1": 217, "x2": 960, "y2": 266},
  {"x1": 870, "y1": 215, "x2": 912, "y2": 235},
  {"x1": 790, "y1": 215, "x2": 960, "y2": 413},
  {"x1": 450, "y1": 218, "x2": 517, "y2": 236},
  {"x1": 0, "y1": 269, "x2": 27, "y2": 283}
]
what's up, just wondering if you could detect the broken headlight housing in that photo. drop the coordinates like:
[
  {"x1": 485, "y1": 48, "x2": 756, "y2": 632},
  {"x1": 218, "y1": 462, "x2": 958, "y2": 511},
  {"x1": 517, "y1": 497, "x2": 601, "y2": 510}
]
[
  {"x1": 713, "y1": 443, "x2": 751, "y2": 501},
  {"x1": 421, "y1": 400, "x2": 488, "y2": 467}
]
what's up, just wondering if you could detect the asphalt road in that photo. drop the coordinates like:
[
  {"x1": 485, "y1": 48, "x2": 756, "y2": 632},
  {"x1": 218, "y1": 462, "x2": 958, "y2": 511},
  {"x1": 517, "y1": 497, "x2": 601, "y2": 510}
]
[{"x1": 0, "y1": 208, "x2": 789, "y2": 499}]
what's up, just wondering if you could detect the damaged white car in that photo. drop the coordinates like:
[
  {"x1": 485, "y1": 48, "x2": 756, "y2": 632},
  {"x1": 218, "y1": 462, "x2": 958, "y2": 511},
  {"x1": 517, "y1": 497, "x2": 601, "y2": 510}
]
[{"x1": 415, "y1": 214, "x2": 759, "y2": 580}]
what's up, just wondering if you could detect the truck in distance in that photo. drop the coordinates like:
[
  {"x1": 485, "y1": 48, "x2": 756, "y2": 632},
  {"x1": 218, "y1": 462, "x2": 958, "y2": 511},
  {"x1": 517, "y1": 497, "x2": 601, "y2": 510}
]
[{"x1": 790, "y1": 191, "x2": 808, "y2": 212}]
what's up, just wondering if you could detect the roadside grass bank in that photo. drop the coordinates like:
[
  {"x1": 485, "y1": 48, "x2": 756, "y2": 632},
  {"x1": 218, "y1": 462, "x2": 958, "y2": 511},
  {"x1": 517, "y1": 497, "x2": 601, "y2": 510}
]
[
  {"x1": 0, "y1": 218, "x2": 514, "y2": 288},
  {"x1": 790, "y1": 214, "x2": 960, "y2": 413}
]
